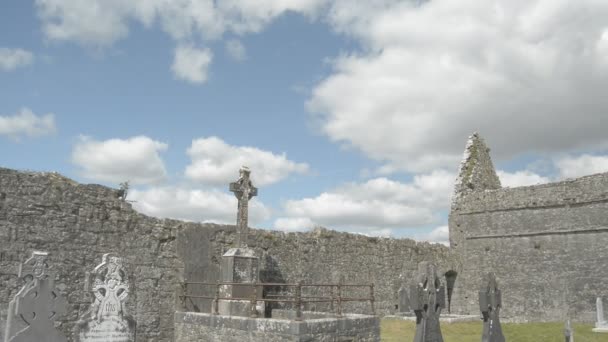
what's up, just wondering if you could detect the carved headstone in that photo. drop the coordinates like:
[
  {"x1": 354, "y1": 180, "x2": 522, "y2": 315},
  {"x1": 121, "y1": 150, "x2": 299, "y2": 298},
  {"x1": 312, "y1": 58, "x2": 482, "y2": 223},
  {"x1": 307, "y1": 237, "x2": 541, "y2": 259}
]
[
  {"x1": 4, "y1": 251, "x2": 68, "y2": 342},
  {"x1": 564, "y1": 320, "x2": 573, "y2": 342},
  {"x1": 479, "y1": 273, "x2": 504, "y2": 342},
  {"x1": 593, "y1": 297, "x2": 608, "y2": 333},
  {"x1": 410, "y1": 262, "x2": 445, "y2": 342},
  {"x1": 76, "y1": 254, "x2": 136, "y2": 342}
]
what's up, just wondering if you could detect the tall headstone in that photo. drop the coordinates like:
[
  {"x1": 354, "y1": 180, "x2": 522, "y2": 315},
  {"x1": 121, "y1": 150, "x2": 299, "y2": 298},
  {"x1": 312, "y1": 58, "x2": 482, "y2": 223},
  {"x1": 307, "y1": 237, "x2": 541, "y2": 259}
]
[
  {"x1": 410, "y1": 262, "x2": 445, "y2": 342},
  {"x1": 219, "y1": 166, "x2": 262, "y2": 317},
  {"x1": 592, "y1": 297, "x2": 608, "y2": 333},
  {"x1": 3, "y1": 251, "x2": 68, "y2": 342},
  {"x1": 75, "y1": 253, "x2": 136, "y2": 342},
  {"x1": 397, "y1": 286, "x2": 412, "y2": 316},
  {"x1": 564, "y1": 320, "x2": 574, "y2": 342},
  {"x1": 479, "y1": 273, "x2": 505, "y2": 342}
]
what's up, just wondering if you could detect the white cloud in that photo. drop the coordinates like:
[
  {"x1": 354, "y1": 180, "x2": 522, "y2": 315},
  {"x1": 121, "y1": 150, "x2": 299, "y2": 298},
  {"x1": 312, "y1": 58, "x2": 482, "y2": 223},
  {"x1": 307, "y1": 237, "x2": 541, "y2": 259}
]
[
  {"x1": 497, "y1": 170, "x2": 550, "y2": 188},
  {"x1": 0, "y1": 48, "x2": 34, "y2": 71},
  {"x1": 225, "y1": 39, "x2": 246, "y2": 61},
  {"x1": 171, "y1": 45, "x2": 213, "y2": 84},
  {"x1": 129, "y1": 186, "x2": 271, "y2": 224},
  {"x1": 279, "y1": 170, "x2": 453, "y2": 232},
  {"x1": 414, "y1": 225, "x2": 449, "y2": 246},
  {"x1": 0, "y1": 108, "x2": 56, "y2": 140},
  {"x1": 273, "y1": 217, "x2": 315, "y2": 232},
  {"x1": 71, "y1": 135, "x2": 168, "y2": 185},
  {"x1": 556, "y1": 154, "x2": 608, "y2": 179},
  {"x1": 309, "y1": 0, "x2": 608, "y2": 172},
  {"x1": 185, "y1": 136, "x2": 309, "y2": 186}
]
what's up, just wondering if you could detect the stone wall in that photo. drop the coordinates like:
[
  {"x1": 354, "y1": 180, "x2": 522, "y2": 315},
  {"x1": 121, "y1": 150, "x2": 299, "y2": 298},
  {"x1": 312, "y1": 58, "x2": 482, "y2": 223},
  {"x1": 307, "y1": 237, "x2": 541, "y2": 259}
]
[
  {"x1": 0, "y1": 166, "x2": 451, "y2": 341},
  {"x1": 449, "y1": 135, "x2": 608, "y2": 322},
  {"x1": 174, "y1": 311, "x2": 380, "y2": 342}
]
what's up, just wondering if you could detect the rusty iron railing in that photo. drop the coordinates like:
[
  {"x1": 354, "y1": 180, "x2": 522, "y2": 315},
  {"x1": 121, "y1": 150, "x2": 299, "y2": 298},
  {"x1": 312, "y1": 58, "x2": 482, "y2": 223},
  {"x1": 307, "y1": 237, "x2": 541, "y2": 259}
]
[{"x1": 179, "y1": 280, "x2": 376, "y2": 319}]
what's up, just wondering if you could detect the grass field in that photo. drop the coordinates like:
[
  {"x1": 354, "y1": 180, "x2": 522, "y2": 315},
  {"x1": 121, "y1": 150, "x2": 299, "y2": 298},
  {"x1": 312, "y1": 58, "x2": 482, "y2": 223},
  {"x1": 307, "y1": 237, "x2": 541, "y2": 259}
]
[{"x1": 381, "y1": 319, "x2": 608, "y2": 342}]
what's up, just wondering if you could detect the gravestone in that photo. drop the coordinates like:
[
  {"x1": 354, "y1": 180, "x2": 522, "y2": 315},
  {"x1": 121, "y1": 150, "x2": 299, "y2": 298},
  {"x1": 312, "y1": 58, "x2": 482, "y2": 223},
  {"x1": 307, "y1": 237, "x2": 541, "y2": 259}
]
[
  {"x1": 564, "y1": 320, "x2": 573, "y2": 342},
  {"x1": 479, "y1": 273, "x2": 504, "y2": 342},
  {"x1": 219, "y1": 166, "x2": 263, "y2": 317},
  {"x1": 75, "y1": 253, "x2": 136, "y2": 342},
  {"x1": 410, "y1": 262, "x2": 445, "y2": 342},
  {"x1": 396, "y1": 286, "x2": 412, "y2": 316},
  {"x1": 592, "y1": 297, "x2": 608, "y2": 333},
  {"x1": 3, "y1": 251, "x2": 68, "y2": 342}
]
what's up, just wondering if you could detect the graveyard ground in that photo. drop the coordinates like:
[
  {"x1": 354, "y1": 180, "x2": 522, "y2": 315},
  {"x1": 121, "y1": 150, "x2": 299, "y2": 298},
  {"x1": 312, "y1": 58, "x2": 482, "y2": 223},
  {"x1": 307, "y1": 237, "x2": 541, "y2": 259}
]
[{"x1": 380, "y1": 319, "x2": 608, "y2": 342}]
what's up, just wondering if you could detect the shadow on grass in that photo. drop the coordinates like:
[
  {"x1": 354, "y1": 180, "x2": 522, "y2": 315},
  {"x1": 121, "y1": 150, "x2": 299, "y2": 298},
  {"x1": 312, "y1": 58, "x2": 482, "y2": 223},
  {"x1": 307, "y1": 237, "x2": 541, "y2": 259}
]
[{"x1": 381, "y1": 319, "x2": 607, "y2": 342}]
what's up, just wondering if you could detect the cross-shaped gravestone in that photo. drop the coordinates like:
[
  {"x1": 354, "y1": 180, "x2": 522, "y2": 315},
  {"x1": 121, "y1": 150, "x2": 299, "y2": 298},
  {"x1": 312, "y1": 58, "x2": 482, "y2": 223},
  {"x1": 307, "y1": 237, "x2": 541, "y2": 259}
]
[
  {"x1": 5, "y1": 251, "x2": 68, "y2": 342},
  {"x1": 479, "y1": 273, "x2": 504, "y2": 342},
  {"x1": 229, "y1": 166, "x2": 258, "y2": 247},
  {"x1": 410, "y1": 262, "x2": 445, "y2": 342}
]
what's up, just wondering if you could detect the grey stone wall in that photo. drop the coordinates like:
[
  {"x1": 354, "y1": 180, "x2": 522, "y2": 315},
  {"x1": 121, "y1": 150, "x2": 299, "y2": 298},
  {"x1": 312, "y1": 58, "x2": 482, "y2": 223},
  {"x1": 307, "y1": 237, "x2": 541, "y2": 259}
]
[
  {"x1": 0, "y1": 166, "x2": 451, "y2": 341},
  {"x1": 0, "y1": 167, "x2": 184, "y2": 341},
  {"x1": 450, "y1": 166, "x2": 608, "y2": 322}
]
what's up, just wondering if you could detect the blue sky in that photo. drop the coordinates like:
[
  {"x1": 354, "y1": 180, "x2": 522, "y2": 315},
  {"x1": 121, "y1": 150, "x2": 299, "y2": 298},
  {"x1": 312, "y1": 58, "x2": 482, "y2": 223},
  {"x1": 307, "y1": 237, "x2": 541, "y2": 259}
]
[{"x1": 2, "y1": 0, "x2": 608, "y2": 244}]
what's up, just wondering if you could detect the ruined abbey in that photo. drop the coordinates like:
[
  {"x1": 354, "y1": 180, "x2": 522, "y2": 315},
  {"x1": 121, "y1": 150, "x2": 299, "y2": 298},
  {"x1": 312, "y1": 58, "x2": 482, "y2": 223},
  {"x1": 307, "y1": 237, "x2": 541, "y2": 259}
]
[{"x1": 1, "y1": 133, "x2": 606, "y2": 340}]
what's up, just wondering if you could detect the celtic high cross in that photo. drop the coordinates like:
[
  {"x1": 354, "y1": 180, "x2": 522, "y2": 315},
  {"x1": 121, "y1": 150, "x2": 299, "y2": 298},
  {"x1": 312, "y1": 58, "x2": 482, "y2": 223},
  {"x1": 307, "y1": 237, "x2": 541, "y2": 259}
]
[{"x1": 229, "y1": 166, "x2": 258, "y2": 247}]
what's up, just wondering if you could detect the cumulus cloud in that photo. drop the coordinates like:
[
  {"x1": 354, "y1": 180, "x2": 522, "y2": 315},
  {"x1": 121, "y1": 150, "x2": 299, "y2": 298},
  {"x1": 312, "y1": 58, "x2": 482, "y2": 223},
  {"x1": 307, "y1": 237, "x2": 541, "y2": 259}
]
[
  {"x1": 497, "y1": 170, "x2": 550, "y2": 188},
  {"x1": 185, "y1": 136, "x2": 309, "y2": 186},
  {"x1": 172, "y1": 45, "x2": 213, "y2": 84},
  {"x1": 35, "y1": 0, "x2": 326, "y2": 46},
  {"x1": 273, "y1": 217, "x2": 315, "y2": 232},
  {"x1": 225, "y1": 39, "x2": 246, "y2": 61},
  {"x1": 278, "y1": 170, "x2": 453, "y2": 233},
  {"x1": 0, "y1": 108, "x2": 56, "y2": 140},
  {"x1": 556, "y1": 154, "x2": 608, "y2": 179},
  {"x1": 129, "y1": 186, "x2": 271, "y2": 224},
  {"x1": 309, "y1": 0, "x2": 608, "y2": 172},
  {"x1": 0, "y1": 48, "x2": 34, "y2": 71},
  {"x1": 71, "y1": 135, "x2": 168, "y2": 185},
  {"x1": 414, "y1": 225, "x2": 449, "y2": 246}
]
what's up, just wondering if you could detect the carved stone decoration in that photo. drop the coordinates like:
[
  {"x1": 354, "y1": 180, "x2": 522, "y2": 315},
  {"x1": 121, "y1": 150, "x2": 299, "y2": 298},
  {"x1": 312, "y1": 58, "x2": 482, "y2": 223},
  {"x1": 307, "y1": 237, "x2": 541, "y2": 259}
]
[
  {"x1": 479, "y1": 273, "x2": 505, "y2": 342},
  {"x1": 76, "y1": 253, "x2": 136, "y2": 342},
  {"x1": 410, "y1": 262, "x2": 445, "y2": 342},
  {"x1": 3, "y1": 251, "x2": 68, "y2": 342}
]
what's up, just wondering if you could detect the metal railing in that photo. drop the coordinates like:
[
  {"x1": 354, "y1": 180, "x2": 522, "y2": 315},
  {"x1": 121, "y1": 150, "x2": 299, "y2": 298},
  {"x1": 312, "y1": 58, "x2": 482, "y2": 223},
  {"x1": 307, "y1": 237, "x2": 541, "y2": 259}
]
[{"x1": 179, "y1": 280, "x2": 375, "y2": 320}]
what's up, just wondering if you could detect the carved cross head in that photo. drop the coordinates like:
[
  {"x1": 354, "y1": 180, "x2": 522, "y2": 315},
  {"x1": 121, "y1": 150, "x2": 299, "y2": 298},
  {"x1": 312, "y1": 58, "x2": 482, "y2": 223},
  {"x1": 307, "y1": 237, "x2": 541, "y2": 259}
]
[
  {"x1": 19, "y1": 251, "x2": 50, "y2": 282},
  {"x1": 230, "y1": 166, "x2": 258, "y2": 200},
  {"x1": 479, "y1": 272, "x2": 501, "y2": 315}
]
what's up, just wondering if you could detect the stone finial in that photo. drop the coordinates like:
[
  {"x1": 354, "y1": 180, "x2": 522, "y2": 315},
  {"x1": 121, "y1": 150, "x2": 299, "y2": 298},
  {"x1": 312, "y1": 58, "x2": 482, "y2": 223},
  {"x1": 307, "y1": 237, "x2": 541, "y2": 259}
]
[
  {"x1": 452, "y1": 133, "x2": 501, "y2": 206},
  {"x1": 479, "y1": 273, "x2": 505, "y2": 342}
]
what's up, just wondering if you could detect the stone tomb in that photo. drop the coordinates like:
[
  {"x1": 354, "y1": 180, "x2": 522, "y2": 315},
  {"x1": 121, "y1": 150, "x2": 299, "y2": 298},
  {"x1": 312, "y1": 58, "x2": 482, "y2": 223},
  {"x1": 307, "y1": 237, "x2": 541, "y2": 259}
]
[
  {"x1": 218, "y1": 247, "x2": 263, "y2": 317},
  {"x1": 3, "y1": 251, "x2": 68, "y2": 342},
  {"x1": 75, "y1": 253, "x2": 136, "y2": 342}
]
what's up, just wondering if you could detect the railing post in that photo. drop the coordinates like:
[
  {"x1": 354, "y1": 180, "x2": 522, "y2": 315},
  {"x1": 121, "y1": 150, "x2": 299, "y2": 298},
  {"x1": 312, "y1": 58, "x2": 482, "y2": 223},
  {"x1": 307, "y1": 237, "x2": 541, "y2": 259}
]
[
  {"x1": 330, "y1": 285, "x2": 335, "y2": 312},
  {"x1": 370, "y1": 283, "x2": 376, "y2": 315},
  {"x1": 250, "y1": 282, "x2": 258, "y2": 318},
  {"x1": 337, "y1": 278, "x2": 343, "y2": 317},
  {"x1": 213, "y1": 281, "x2": 220, "y2": 315},
  {"x1": 295, "y1": 280, "x2": 303, "y2": 321}
]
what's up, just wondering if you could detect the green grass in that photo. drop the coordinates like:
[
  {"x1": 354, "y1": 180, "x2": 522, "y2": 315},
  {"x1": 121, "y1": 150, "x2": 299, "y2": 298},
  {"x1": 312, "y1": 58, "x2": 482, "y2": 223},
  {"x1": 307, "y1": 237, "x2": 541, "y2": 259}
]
[{"x1": 381, "y1": 319, "x2": 608, "y2": 342}]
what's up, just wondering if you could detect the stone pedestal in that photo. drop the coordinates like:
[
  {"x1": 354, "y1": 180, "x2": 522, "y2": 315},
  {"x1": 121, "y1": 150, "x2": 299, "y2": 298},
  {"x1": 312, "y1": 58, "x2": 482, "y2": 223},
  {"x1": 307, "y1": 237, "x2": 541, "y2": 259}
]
[{"x1": 218, "y1": 248, "x2": 263, "y2": 317}]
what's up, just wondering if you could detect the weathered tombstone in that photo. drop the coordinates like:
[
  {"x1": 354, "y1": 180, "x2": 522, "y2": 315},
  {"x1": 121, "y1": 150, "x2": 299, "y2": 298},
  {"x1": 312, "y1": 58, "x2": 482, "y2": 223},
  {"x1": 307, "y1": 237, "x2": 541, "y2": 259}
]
[
  {"x1": 75, "y1": 253, "x2": 136, "y2": 342},
  {"x1": 410, "y1": 262, "x2": 445, "y2": 342},
  {"x1": 564, "y1": 320, "x2": 574, "y2": 342},
  {"x1": 592, "y1": 297, "x2": 608, "y2": 333},
  {"x1": 219, "y1": 166, "x2": 263, "y2": 317},
  {"x1": 397, "y1": 286, "x2": 412, "y2": 316},
  {"x1": 3, "y1": 251, "x2": 68, "y2": 342},
  {"x1": 479, "y1": 273, "x2": 504, "y2": 342}
]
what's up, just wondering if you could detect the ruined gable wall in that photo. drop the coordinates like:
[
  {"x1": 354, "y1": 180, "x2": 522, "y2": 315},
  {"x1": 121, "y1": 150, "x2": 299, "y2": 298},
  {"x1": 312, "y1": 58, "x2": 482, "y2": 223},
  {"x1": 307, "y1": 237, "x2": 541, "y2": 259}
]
[{"x1": 450, "y1": 172, "x2": 608, "y2": 322}]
